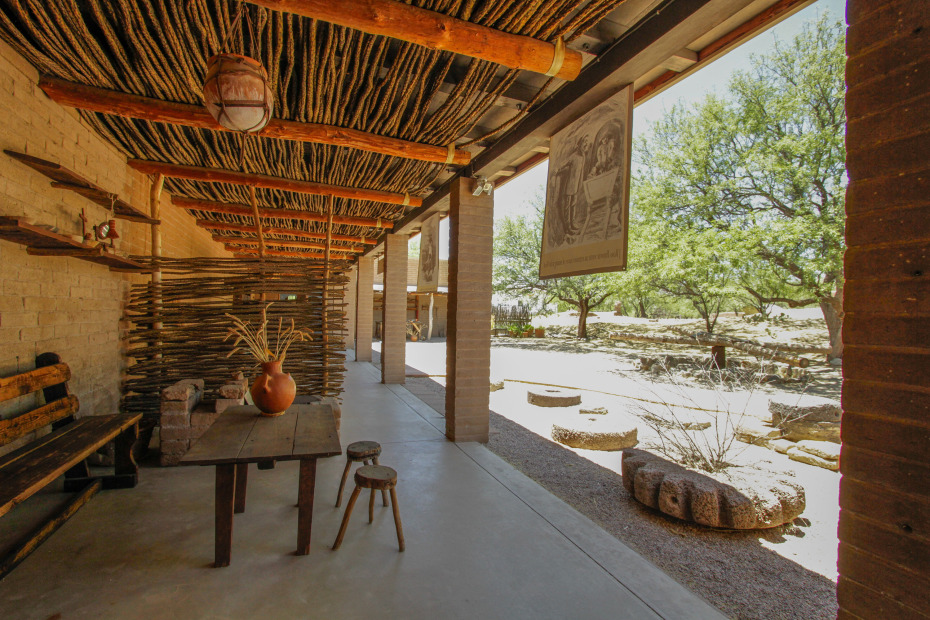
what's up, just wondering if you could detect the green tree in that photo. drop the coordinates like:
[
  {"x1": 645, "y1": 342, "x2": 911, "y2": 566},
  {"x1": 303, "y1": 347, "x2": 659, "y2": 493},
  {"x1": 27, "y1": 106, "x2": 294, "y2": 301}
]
[
  {"x1": 493, "y1": 194, "x2": 621, "y2": 338},
  {"x1": 630, "y1": 198, "x2": 736, "y2": 331},
  {"x1": 635, "y1": 16, "x2": 846, "y2": 356}
]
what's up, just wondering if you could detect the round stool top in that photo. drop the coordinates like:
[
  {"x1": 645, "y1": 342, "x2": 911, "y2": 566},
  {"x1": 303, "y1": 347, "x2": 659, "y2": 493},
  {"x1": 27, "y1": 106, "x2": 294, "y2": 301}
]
[
  {"x1": 354, "y1": 465, "x2": 397, "y2": 490},
  {"x1": 346, "y1": 440, "x2": 381, "y2": 459}
]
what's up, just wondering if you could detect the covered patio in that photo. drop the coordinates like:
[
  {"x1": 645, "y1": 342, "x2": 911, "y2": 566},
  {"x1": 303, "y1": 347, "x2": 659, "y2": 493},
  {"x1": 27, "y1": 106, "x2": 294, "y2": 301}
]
[
  {"x1": 0, "y1": 0, "x2": 926, "y2": 618},
  {"x1": 0, "y1": 360, "x2": 723, "y2": 619}
]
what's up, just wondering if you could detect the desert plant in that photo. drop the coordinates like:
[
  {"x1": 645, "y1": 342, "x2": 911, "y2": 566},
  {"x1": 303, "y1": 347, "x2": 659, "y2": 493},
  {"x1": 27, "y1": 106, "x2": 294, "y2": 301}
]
[
  {"x1": 224, "y1": 302, "x2": 313, "y2": 364},
  {"x1": 633, "y1": 362, "x2": 765, "y2": 473}
]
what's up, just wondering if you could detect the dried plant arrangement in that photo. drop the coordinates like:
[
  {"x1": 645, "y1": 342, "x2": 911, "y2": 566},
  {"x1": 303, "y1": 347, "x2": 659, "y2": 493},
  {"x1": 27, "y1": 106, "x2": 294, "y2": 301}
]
[{"x1": 225, "y1": 302, "x2": 314, "y2": 365}]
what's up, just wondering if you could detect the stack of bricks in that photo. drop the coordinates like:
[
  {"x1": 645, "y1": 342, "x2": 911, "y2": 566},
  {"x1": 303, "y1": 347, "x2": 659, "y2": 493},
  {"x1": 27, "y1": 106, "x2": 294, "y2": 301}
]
[
  {"x1": 216, "y1": 372, "x2": 248, "y2": 413},
  {"x1": 159, "y1": 379, "x2": 205, "y2": 466}
]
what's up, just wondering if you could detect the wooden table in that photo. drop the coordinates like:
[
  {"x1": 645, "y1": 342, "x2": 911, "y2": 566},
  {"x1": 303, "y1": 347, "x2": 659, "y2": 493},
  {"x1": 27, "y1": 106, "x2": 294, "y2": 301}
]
[{"x1": 180, "y1": 403, "x2": 342, "y2": 567}]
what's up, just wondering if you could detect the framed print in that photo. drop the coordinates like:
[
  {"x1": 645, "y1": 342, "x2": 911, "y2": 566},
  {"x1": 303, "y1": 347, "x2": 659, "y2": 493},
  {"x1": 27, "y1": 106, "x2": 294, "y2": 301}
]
[
  {"x1": 539, "y1": 84, "x2": 633, "y2": 279},
  {"x1": 417, "y1": 213, "x2": 440, "y2": 292}
]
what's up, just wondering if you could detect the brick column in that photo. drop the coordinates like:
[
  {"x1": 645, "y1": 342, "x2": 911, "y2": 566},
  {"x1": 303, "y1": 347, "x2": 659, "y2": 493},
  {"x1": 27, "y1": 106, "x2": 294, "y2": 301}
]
[
  {"x1": 445, "y1": 177, "x2": 493, "y2": 442},
  {"x1": 381, "y1": 234, "x2": 408, "y2": 384},
  {"x1": 839, "y1": 1, "x2": 930, "y2": 618},
  {"x1": 355, "y1": 255, "x2": 374, "y2": 362},
  {"x1": 344, "y1": 265, "x2": 358, "y2": 354}
]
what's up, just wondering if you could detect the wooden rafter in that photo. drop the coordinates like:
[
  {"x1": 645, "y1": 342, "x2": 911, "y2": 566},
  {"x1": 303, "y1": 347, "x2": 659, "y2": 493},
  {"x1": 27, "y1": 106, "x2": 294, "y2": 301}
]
[
  {"x1": 129, "y1": 160, "x2": 422, "y2": 208},
  {"x1": 214, "y1": 236, "x2": 364, "y2": 253},
  {"x1": 196, "y1": 219, "x2": 378, "y2": 245},
  {"x1": 231, "y1": 247, "x2": 350, "y2": 260},
  {"x1": 38, "y1": 76, "x2": 471, "y2": 166},
  {"x1": 173, "y1": 196, "x2": 393, "y2": 230},
  {"x1": 248, "y1": 0, "x2": 583, "y2": 80},
  {"x1": 223, "y1": 242, "x2": 356, "y2": 256}
]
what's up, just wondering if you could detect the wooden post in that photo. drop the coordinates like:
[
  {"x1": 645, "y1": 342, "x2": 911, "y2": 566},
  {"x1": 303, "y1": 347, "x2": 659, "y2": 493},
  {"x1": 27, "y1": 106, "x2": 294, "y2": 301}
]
[
  {"x1": 322, "y1": 196, "x2": 333, "y2": 393},
  {"x1": 427, "y1": 293, "x2": 434, "y2": 341},
  {"x1": 150, "y1": 173, "x2": 164, "y2": 359},
  {"x1": 711, "y1": 345, "x2": 726, "y2": 369},
  {"x1": 249, "y1": 186, "x2": 265, "y2": 258}
]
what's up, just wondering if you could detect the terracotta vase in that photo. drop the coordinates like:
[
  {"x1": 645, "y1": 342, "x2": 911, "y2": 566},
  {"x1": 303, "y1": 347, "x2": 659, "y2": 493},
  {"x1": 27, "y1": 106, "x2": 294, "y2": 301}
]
[{"x1": 250, "y1": 360, "x2": 296, "y2": 416}]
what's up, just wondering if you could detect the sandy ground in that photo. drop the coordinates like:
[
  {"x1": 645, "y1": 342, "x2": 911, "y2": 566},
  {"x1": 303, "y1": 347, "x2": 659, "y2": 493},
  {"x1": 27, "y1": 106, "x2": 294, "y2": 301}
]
[{"x1": 391, "y1": 313, "x2": 840, "y2": 619}]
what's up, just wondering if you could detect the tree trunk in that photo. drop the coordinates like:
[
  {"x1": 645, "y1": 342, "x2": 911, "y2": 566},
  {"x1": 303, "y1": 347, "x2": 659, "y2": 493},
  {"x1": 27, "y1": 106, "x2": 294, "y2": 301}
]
[
  {"x1": 577, "y1": 299, "x2": 589, "y2": 339},
  {"x1": 820, "y1": 283, "x2": 844, "y2": 360},
  {"x1": 638, "y1": 299, "x2": 648, "y2": 318}
]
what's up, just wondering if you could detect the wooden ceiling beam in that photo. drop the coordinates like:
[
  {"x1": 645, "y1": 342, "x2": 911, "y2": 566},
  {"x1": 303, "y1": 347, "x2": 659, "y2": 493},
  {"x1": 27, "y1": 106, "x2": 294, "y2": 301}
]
[
  {"x1": 248, "y1": 0, "x2": 583, "y2": 80},
  {"x1": 129, "y1": 159, "x2": 420, "y2": 209},
  {"x1": 224, "y1": 242, "x2": 355, "y2": 256},
  {"x1": 39, "y1": 76, "x2": 470, "y2": 166},
  {"x1": 174, "y1": 196, "x2": 393, "y2": 230},
  {"x1": 214, "y1": 235, "x2": 364, "y2": 253},
  {"x1": 195, "y1": 219, "x2": 378, "y2": 245},
  {"x1": 231, "y1": 247, "x2": 350, "y2": 260}
]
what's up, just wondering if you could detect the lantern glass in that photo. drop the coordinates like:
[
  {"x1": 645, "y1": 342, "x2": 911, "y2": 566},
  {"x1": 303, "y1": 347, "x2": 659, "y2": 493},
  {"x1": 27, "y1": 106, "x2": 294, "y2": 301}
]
[{"x1": 203, "y1": 53, "x2": 274, "y2": 133}]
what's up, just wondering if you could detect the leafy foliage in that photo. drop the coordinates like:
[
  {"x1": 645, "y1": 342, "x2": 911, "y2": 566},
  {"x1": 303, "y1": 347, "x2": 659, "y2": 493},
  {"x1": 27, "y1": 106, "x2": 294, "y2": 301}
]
[
  {"x1": 634, "y1": 15, "x2": 846, "y2": 353},
  {"x1": 493, "y1": 192, "x2": 622, "y2": 338}
]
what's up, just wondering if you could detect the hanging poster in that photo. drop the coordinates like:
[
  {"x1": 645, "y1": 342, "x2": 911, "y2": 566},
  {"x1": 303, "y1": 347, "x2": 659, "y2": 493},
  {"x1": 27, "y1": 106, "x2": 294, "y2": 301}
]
[
  {"x1": 417, "y1": 213, "x2": 440, "y2": 292},
  {"x1": 539, "y1": 84, "x2": 633, "y2": 279}
]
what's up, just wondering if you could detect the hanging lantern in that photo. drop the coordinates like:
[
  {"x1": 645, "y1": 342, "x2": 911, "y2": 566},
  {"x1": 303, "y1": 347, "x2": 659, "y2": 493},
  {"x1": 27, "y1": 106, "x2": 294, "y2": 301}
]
[{"x1": 203, "y1": 53, "x2": 274, "y2": 133}]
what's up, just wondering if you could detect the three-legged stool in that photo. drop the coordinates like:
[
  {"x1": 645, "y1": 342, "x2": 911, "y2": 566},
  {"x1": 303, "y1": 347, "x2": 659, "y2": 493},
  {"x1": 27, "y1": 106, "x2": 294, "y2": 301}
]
[
  {"x1": 332, "y1": 465, "x2": 405, "y2": 552},
  {"x1": 336, "y1": 441, "x2": 387, "y2": 508}
]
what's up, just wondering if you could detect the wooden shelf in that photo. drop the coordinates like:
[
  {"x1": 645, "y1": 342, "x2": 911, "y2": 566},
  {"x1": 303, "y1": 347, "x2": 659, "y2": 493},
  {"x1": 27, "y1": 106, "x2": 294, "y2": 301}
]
[
  {"x1": 0, "y1": 216, "x2": 145, "y2": 271},
  {"x1": 4, "y1": 150, "x2": 159, "y2": 225}
]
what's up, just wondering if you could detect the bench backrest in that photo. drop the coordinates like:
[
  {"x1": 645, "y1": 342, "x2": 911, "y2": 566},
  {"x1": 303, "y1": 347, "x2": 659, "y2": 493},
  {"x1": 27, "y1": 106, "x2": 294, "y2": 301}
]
[{"x1": 0, "y1": 352, "x2": 79, "y2": 448}]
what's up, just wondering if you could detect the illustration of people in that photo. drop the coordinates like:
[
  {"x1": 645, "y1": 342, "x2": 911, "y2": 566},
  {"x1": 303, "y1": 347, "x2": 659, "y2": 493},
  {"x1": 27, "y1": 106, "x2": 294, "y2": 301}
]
[
  {"x1": 580, "y1": 120, "x2": 624, "y2": 242},
  {"x1": 420, "y1": 224, "x2": 436, "y2": 285},
  {"x1": 546, "y1": 134, "x2": 590, "y2": 249}
]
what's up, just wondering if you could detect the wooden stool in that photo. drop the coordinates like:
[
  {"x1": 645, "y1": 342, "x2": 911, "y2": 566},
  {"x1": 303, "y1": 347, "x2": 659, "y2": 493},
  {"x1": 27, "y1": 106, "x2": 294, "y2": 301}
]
[
  {"x1": 336, "y1": 441, "x2": 387, "y2": 508},
  {"x1": 332, "y1": 465, "x2": 405, "y2": 552}
]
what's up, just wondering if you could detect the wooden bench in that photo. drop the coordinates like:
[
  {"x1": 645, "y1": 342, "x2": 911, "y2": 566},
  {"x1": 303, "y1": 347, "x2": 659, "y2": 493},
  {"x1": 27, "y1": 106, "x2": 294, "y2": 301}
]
[{"x1": 0, "y1": 353, "x2": 141, "y2": 579}]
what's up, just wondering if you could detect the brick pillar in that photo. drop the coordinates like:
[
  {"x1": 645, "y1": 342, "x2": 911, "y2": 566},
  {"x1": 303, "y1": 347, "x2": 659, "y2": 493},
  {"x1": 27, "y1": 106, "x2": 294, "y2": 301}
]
[
  {"x1": 381, "y1": 234, "x2": 408, "y2": 384},
  {"x1": 445, "y1": 177, "x2": 493, "y2": 442},
  {"x1": 344, "y1": 265, "x2": 358, "y2": 354},
  {"x1": 355, "y1": 255, "x2": 374, "y2": 362},
  {"x1": 839, "y1": 2, "x2": 930, "y2": 618}
]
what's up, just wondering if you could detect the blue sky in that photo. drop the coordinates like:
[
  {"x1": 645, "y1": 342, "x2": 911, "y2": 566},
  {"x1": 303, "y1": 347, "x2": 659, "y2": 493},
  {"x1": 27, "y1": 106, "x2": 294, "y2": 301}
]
[{"x1": 432, "y1": 0, "x2": 846, "y2": 256}]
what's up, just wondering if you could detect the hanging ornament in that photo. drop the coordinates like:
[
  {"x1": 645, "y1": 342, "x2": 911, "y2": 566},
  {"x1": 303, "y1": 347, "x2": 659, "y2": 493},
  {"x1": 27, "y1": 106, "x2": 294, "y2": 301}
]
[{"x1": 203, "y1": 5, "x2": 273, "y2": 134}]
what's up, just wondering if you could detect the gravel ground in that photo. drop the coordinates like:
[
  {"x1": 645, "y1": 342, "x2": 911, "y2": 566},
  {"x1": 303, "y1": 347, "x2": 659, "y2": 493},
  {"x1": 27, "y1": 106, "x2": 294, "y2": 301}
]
[{"x1": 406, "y1": 375, "x2": 838, "y2": 620}]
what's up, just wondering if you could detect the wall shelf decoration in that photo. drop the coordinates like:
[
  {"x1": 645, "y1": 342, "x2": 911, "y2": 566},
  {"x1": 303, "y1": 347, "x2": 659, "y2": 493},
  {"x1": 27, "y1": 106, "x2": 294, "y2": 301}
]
[
  {"x1": 0, "y1": 216, "x2": 145, "y2": 271},
  {"x1": 4, "y1": 150, "x2": 159, "y2": 224}
]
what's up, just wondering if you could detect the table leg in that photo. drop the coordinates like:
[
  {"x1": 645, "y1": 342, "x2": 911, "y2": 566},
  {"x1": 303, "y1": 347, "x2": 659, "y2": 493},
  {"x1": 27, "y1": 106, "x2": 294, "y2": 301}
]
[
  {"x1": 215, "y1": 464, "x2": 236, "y2": 567},
  {"x1": 296, "y1": 458, "x2": 317, "y2": 555},
  {"x1": 234, "y1": 463, "x2": 248, "y2": 514}
]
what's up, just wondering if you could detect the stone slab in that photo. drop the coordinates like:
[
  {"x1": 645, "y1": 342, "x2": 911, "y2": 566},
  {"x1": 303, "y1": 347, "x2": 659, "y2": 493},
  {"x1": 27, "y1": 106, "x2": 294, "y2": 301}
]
[
  {"x1": 621, "y1": 448, "x2": 806, "y2": 529},
  {"x1": 552, "y1": 419, "x2": 638, "y2": 451},
  {"x1": 528, "y1": 388, "x2": 582, "y2": 407},
  {"x1": 787, "y1": 446, "x2": 839, "y2": 471}
]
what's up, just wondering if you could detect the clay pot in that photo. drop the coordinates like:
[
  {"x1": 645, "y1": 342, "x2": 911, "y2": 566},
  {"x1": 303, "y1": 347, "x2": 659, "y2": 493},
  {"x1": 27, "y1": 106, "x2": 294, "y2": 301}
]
[{"x1": 250, "y1": 360, "x2": 296, "y2": 416}]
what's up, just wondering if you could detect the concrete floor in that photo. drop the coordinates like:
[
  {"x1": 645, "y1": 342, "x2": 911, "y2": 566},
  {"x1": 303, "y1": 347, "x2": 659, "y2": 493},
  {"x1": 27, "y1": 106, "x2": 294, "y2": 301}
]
[{"x1": 0, "y1": 361, "x2": 724, "y2": 620}]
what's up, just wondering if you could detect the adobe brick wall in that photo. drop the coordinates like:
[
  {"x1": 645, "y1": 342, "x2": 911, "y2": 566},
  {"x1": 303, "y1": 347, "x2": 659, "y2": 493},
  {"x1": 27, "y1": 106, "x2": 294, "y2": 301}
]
[
  {"x1": 839, "y1": 1, "x2": 930, "y2": 618},
  {"x1": 381, "y1": 234, "x2": 408, "y2": 384},
  {"x1": 343, "y1": 265, "x2": 358, "y2": 353},
  {"x1": 445, "y1": 177, "x2": 492, "y2": 442},
  {"x1": 0, "y1": 38, "x2": 230, "y2": 444}
]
